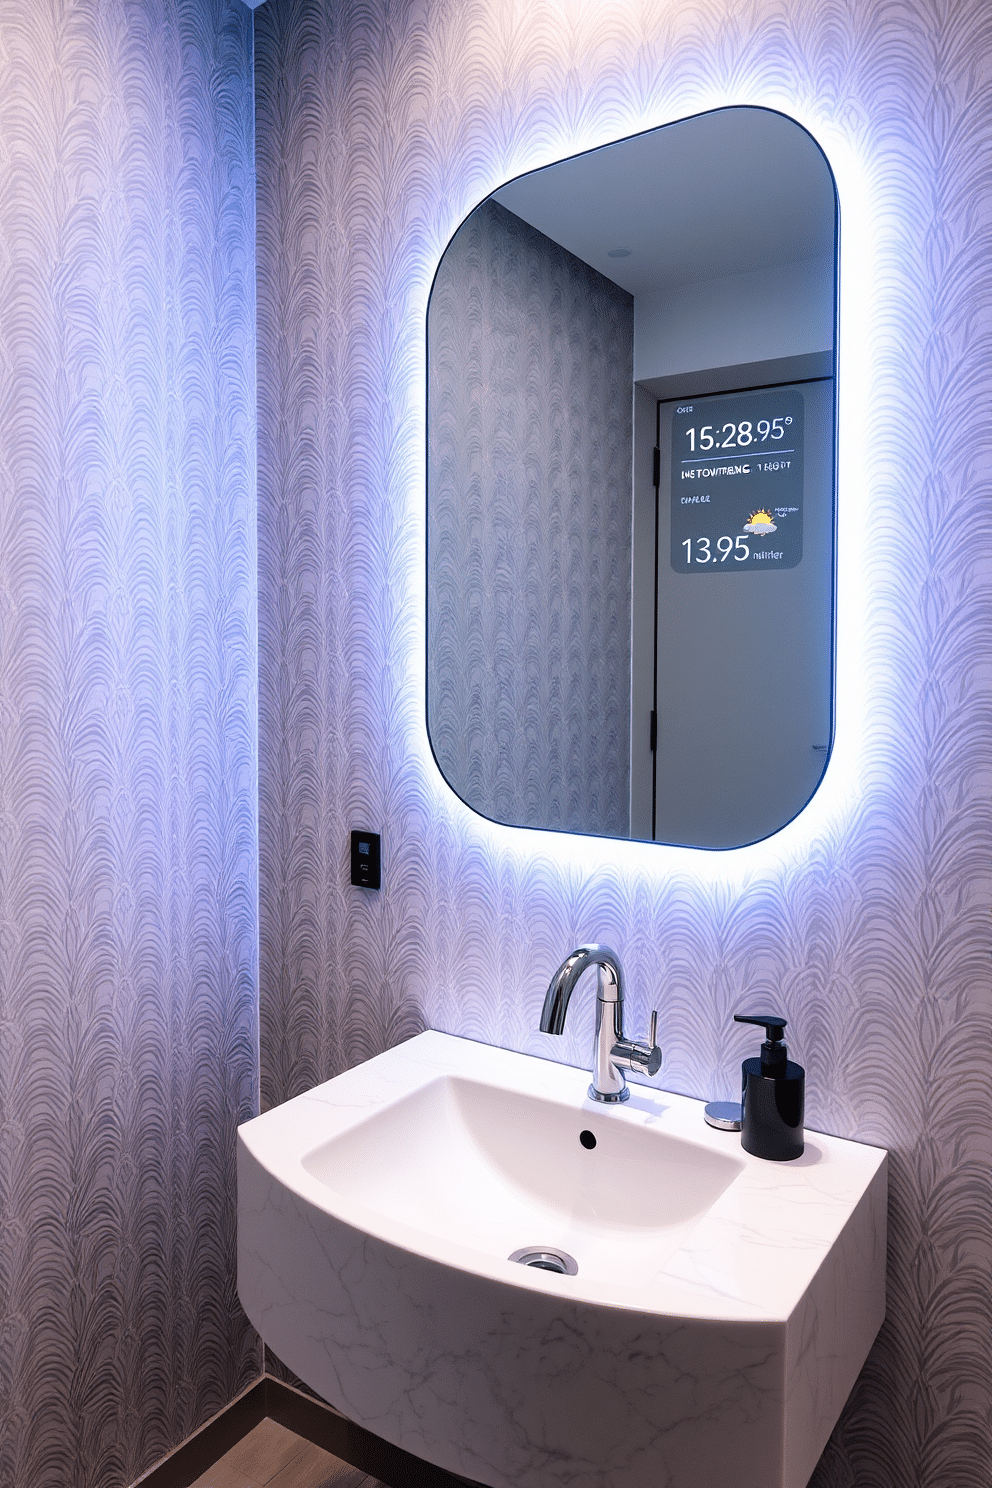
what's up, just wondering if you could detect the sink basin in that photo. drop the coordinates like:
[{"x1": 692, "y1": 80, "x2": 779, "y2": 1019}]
[
  {"x1": 238, "y1": 1031, "x2": 886, "y2": 1488},
  {"x1": 301, "y1": 1074, "x2": 744, "y2": 1287}
]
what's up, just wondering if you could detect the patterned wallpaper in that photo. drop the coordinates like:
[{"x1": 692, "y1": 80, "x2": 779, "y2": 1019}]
[
  {"x1": 254, "y1": 2, "x2": 992, "y2": 1486},
  {"x1": 427, "y1": 198, "x2": 633, "y2": 838},
  {"x1": 0, "y1": 3, "x2": 259, "y2": 1486}
]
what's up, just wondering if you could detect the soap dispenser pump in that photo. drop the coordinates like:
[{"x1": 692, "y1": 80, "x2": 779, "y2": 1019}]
[{"x1": 734, "y1": 1013, "x2": 804, "y2": 1161}]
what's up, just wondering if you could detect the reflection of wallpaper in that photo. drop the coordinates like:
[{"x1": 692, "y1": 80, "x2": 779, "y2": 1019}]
[
  {"x1": 427, "y1": 200, "x2": 633, "y2": 837},
  {"x1": 0, "y1": 3, "x2": 259, "y2": 1485},
  {"x1": 255, "y1": 3, "x2": 991, "y2": 1487}
]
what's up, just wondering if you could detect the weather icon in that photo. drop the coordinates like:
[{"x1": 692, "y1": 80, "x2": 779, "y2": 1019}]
[{"x1": 743, "y1": 508, "x2": 777, "y2": 534}]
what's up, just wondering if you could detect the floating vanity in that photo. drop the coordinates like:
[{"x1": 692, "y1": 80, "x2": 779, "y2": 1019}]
[{"x1": 238, "y1": 1032, "x2": 886, "y2": 1488}]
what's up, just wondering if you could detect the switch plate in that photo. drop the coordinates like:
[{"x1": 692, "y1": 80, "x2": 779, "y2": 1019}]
[{"x1": 350, "y1": 831, "x2": 381, "y2": 889}]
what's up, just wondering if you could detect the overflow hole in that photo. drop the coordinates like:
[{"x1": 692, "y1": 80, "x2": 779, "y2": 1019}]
[{"x1": 579, "y1": 1129, "x2": 596, "y2": 1149}]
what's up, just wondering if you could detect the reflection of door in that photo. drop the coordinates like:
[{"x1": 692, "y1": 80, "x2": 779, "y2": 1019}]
[{"x1": 646, "y1": 378, "x2": 834, "y2": 848}]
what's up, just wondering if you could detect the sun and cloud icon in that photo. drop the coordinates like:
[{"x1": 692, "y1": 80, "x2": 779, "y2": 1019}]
[{"x1": 743, "y1": 508, "x2": 777, "y2": 534}]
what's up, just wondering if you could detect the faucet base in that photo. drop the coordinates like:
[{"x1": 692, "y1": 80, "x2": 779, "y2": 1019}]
[{"x1": 588, "y1": 1083, "x2": 630, "y2": 1103}]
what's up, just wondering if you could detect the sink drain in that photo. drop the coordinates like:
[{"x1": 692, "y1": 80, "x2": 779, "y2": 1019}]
[{"x1": 508, "y1": 1246, "x2": 578, "y2": 1276}]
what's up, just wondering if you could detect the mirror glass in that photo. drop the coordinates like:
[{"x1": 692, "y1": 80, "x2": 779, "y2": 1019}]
[{"x1": 427, "y1": 107, "x2": 837, "y2": 849}]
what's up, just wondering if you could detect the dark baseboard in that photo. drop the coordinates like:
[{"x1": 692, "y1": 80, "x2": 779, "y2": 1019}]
[
  {"x1": 266, "y1": 1375, "x2": 481, "y2": 1487},
  {"x1": 130, "y1": 1378, "x2": 269, "y2": 1488},
  {"x1": 130, "y1": 1374, "x2": 481, "y2": 1488}
]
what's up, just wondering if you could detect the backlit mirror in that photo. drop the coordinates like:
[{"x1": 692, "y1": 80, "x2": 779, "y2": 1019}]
[{"x1": 427, "y1": 107, "x2": 837, "y2": 848}]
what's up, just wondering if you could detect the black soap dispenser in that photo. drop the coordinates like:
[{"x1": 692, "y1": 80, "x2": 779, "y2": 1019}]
[{"x1": 734, "y1": 1014, "x2": 804, "y2": 1161}]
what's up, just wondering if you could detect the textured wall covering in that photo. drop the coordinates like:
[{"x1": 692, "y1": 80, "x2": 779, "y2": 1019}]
[
  {"x1": 0, "y1": 3, "x2": 259, "y2": 1485},
  {"x1": 428, "y1": 199, "x2": 633, "y2": 837},
  {"x1": 254, "y1": 3, "x2": 991, "y2": 1487}
]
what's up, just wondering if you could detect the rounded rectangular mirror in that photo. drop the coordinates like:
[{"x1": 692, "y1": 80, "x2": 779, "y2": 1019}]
[{"x1": 427, "y1": 107, "x2": 838, "y2": 849}]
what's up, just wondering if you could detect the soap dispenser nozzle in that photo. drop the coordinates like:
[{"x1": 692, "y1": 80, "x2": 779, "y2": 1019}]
[{"x1": 733, "y1": 1013, "x2": 788, "y2": 1072}]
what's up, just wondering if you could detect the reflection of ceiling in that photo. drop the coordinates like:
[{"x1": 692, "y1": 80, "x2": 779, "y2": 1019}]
[{"x1": 492, "y1": 107, "x2": 836, "y2": 297}]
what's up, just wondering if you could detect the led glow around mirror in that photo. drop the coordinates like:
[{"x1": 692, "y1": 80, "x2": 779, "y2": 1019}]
[{"x1": 427, "y1": 107, "x2": 838, "y2": 850}]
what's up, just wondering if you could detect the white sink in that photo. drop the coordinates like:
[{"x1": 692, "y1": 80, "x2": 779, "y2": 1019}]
[
  {"x1": 301, "y1": 1073, "x2": 744, "y2": 1288},
  {"x1": 238, "y1": 1031, "x2": 886, "y2": 1488}
]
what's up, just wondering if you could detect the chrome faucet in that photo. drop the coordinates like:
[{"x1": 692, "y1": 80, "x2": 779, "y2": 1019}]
[{"x1": 540, "y1": 945, "x2": 662, "y2": 1103}]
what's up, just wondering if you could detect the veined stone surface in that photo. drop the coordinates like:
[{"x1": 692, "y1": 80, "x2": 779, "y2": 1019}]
[{"x1": 239, "y1": 1032, "x2": 887, "y2": 1488}]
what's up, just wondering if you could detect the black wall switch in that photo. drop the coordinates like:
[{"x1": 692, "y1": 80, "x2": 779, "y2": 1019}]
[{"x1": 350, "y1": 830, "x2": 381, "y2": 889}]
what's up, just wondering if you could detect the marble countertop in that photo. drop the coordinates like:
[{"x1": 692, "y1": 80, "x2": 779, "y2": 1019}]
[{"x1": 240, "y1": 1029, "x2": 886, "y2": 1323}]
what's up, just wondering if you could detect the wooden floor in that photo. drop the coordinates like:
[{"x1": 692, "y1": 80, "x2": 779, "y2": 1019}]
[{"x1": 189, "y1": 1417, "x2": 388, "y2": 1488}]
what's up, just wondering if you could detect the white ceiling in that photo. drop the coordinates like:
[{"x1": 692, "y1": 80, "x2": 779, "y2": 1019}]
[{"x1": 492, "y1": 107, "x2": 836, "y2": 298}]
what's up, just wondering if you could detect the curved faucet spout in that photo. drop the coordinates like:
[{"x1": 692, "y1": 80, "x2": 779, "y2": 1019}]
[
  {"x1": 541, "y1": 945, "x2": 660, "y2": 1104},
  {"x1": 540, "y1": 944, "x2": 623, "y2": 1036}
]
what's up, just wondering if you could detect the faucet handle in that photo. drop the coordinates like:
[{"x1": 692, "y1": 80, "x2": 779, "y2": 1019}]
[{"x1": 612, "y1": 1010, "x2": 663, "y2": 1079}]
